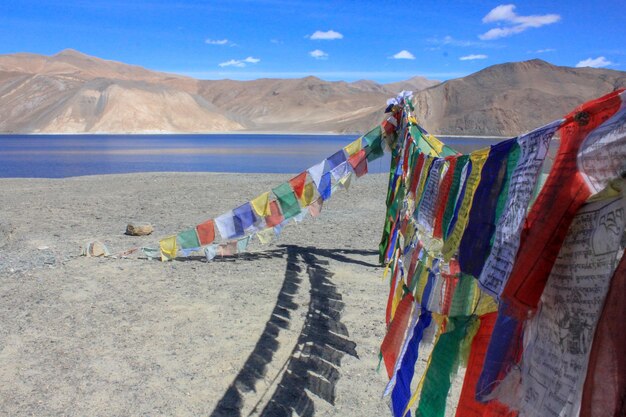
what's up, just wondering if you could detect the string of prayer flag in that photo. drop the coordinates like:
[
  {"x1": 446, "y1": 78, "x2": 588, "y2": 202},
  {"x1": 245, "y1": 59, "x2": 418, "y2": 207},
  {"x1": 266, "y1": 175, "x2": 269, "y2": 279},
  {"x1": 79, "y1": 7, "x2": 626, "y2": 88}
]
[
  {"x1": 142, "y1": 117, "x2": 387, "y2": 262},
  {"x1": 374, "y1": 89, "x2": 625, "y2": 417},
  {"x1": 134, "y1": 88, "x2": 624, "y2": 417}
]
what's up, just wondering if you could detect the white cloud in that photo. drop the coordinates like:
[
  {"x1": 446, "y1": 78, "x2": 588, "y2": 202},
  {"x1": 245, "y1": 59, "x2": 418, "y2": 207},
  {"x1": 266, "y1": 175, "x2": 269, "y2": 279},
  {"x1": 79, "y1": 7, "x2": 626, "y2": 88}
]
[
  {"x1": 205, "y1": 39, "x2": 230, "y2": 45},
  {"x1": 391, "y1": 50, "x2": 415, "y2": 60},
  {"x1": 309, "y1": 49, "x2": 328, "y2": 60},
  {"x1": 482, "y1": 4, "x2": 517, "y2": 22},
  {"x1": 218, "y1": 57, "x2": 261, "y2": 68},
  {"x1": 219, "y1": 59, "x2": 245, "y2": 68},
  {"x1": 440, "y1": 35, "x2": 477, "y2": 47},
  {"x1": 576, "y1": 56, "x2": 612, "y2": 68},
  {"x1": 479, "y1": 4, "x2": 560, "y2": 40},
  {"x1": 480, "y1": 26, "x2": 526, "y2": 40},
  {"x1": 460, "y1": 54, "x2": 488, "y2": 61},
  {"x1": 309, "y1": 30, "x2": 343, "y2": 40},
  {"x1": 536, "y1": 48, "x2": 556, "y2": 53},
  {"x1": 426, "y1": 35, "x2": 499, "y2": 49},
  {"x1": 270, "y1": 39, "x2": 283, "y2": 44}
]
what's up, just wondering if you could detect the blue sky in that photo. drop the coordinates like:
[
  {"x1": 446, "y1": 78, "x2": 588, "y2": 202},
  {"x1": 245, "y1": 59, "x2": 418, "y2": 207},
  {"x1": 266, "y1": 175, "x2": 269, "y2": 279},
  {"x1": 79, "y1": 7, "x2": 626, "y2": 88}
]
[{"x1": 1, "y1": 0, "x2": 625, "y2": 82}]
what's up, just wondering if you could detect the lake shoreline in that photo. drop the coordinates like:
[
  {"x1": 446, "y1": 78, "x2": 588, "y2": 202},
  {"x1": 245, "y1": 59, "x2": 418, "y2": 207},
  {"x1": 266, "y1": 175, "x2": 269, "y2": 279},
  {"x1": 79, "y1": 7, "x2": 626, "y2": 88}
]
[
  {"x1": 0, "y1": 134, "x2": 504, "y2": 179},
  {"x1": 0, "y1": 131, "x2": 509, "y2": 139}
]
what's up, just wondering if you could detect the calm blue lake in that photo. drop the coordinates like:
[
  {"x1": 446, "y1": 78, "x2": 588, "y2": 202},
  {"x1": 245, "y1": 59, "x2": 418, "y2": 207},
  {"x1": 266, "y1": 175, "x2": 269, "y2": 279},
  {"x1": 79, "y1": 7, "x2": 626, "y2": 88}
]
[{"x1": 0, "y1": 134, "x2": 502, "y2": 178}]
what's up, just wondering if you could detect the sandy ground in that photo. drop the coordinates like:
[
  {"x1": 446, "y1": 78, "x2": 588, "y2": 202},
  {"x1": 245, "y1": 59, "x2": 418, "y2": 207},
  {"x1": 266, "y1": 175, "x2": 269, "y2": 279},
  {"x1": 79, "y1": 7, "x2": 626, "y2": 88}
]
[{"x1": 0, "y1": 172, "x2": 459, "y2": 417}]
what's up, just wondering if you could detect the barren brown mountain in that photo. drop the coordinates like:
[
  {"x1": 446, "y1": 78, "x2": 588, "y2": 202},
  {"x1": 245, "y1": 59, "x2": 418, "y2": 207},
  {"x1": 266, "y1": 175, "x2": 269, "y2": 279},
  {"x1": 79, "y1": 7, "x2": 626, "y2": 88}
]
[
  {"x1": 413, "y1": 59, "x2": 626, "y2": 136},
  {"x1": 1, "y1": 50, "x2": 624, "y2": 135},
  {"x1": 0, "y1": 50, "x2": 436, "y2": 134}
]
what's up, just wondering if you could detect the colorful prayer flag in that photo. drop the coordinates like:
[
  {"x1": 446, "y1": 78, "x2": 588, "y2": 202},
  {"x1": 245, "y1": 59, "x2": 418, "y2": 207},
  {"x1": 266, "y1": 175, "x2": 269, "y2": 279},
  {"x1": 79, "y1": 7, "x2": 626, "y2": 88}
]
[
  {"x1": 339, "y1": 172, "x2": 352, "y2": 191},
  {"x1": 218, "y1": 241, "x2": 238, "y2": 257},
  {"x1": 289, "y1": 172, "x2": 307, "y2": 199},
  {"x1": 177, "y1": 228, "x2": 200, "y2": 249},
  {"x1": 344, "y1": 137, "x2": 362, "y2": 156},
  {"x1": 204, "y1": 244, "x2": 218, "y2": 261},
  {"x1": 307, "y1": 159, "x2": 327, "y2": 186},
  {"x1": 327, "y1": 149, "x2": 347, "y2": 170},
  {"x1": 256, "y1": 227, "x2": 275, "y2": 244},
  {"x1": 159, "y1": 235, "x2": 177, "y2": 261},
  {"x1": 265, "y1": 200, "x2": 284, "y2": 227},
  {"x1": 348, "y1": 149, "x2": 368, "y2": 177},
  {"x1": 308, "y1": 197, "x2": 323, "y2": 217},
  {"x1": 215, "y1": 211, "x2": 243, "y2": 240},
  {"x1": 317, "y1": 172, "x2": 332, "y2": 200},
  {"x1": 299, "y1": 182, "x2": 317, "y2": 207},
  {"x1": 364, "y1": 126, "x2": 384, "y2": 161},
  {"x1": 196, "y1": 220, "x2": 216, "y2": 245},
  {"x1": 236, "y1": 235, "x2": 252, "y2": 253},
  {"x1": 251, "y1": 192, "x2": 271, "y2": 217},
  {"x1": 272, "y1": 182, "x2": 301, "y2": 220},
  {"x1": 233, "y1": 202, "x2": 258, "y2": 232}
]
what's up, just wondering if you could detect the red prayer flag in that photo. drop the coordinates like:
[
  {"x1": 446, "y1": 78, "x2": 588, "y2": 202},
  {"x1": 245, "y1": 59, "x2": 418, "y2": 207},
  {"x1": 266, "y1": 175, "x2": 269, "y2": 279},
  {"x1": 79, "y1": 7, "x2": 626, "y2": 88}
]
[
  {"x1": 264, "y1": 200, "x2": 284, "y2": 227},
  {"x1": 196, "y1": 220, "x2": 215, "y2": 245},
  {"x1": 348, "y1": 149, "x2": 368, "y2": 177},
  {"x1": 382, "y1": 116, "x2": 397, "y2": 134},
  {"x1": 380, "y1": 293, "x2": 415, "y2": 378},
  {"x1": 402, "y1": 134, "x2": 413, "y2": 176},
  {"x1": 433, "y1": 156, "x2": 457, "y2": 238},
  {"x1": 455, "y1": 313, "x2": 517, "y2": 417},
  {"x1": 502, "y1": 89, "x2": 624, "y2": 313},
  {"x1": 409, "y1": 153, "x2": 426, "y2": 195},
  {"x1": 289, "y1": 172, "x2": 307, "y2": 198}
]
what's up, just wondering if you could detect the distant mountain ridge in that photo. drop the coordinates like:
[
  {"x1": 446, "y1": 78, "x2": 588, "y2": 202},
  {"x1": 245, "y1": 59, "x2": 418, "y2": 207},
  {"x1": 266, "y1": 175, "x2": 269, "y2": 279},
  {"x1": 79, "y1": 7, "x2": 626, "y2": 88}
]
[
  {"x1": 412, "y1": 59, "x2": 626, "y2": 135},
  {"x1": 0, "y1": 49, "x2": 624, "y2": 135}
]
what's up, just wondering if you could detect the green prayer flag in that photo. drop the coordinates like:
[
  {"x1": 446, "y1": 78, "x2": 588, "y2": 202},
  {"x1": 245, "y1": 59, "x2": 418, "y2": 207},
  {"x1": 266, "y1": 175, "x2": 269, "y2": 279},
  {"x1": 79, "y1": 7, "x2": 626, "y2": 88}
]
[
  {"x1": 177, "y1": 228, "x2": 200, "y2": 249},
  {"x1": 448, "y1": 273, "x2": 477, "y2": 317},
  {"x1": 364, "y1": 126, "x2": 385, "y2": 162},
  {"x1": 272, "y1": 182, "x2": 301, "y2": 220},
  {"x1": 416, "y1": 316, "x2": 475, "y2": 417},
  {"x1": 442, "y1": 155, "x2": 470, "y2": 240}
]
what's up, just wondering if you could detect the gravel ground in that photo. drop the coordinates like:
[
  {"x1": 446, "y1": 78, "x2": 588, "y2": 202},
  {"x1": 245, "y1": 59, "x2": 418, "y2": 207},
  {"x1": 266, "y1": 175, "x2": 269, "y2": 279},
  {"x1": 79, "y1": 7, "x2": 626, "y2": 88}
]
[{"x1": 0, "y1": 172, "x2": 457, "y2": 416}]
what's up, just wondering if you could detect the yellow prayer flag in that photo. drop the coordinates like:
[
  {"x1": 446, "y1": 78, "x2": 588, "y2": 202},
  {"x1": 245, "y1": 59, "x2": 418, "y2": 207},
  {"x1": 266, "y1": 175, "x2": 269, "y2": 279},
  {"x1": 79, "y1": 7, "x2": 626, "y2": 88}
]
[
  {"x1": 390, "y1": 276, "x2": 405, "y2": 320},
  {"x1": 587, "y1": 177, "x2": 623, "y2": 203},
  {"x1": 159, "y1": 235, "x2": 177, "y2": 262},
  {"x1": 425, "y1": 134, "x2": 445, "y2": 155},
  {"x1": 343, "y1": 137, "x2": 362, "y2": 156},
  {"x1": 256, "y1": 228, "x2": 275, "y2": 245},
  {"x1": 251, "y1": 192, "x2": 270, "y2": 216},
  {"x1": 299, "y1": 182, "x2": 316, "y2": 207},
  {"x1": 473, "y1": 286, "x2": 498, "y2": 316},
  {"x1": 339, "y1": 172, "x2": 352, "y2": 191},
  {"x1": 442, "y1": 148, "x2": 490, "y2": 261}
]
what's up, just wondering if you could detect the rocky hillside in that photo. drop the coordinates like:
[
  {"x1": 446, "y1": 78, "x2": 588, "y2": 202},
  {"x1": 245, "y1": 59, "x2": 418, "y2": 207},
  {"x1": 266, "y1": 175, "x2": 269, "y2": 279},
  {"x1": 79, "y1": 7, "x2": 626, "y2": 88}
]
[
  {"x1": 413, "y1": 59, "x2": 626, "y2": 135},
  {"x1": 0, "y1": 50, "x2": 436, "y2": 134}
]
